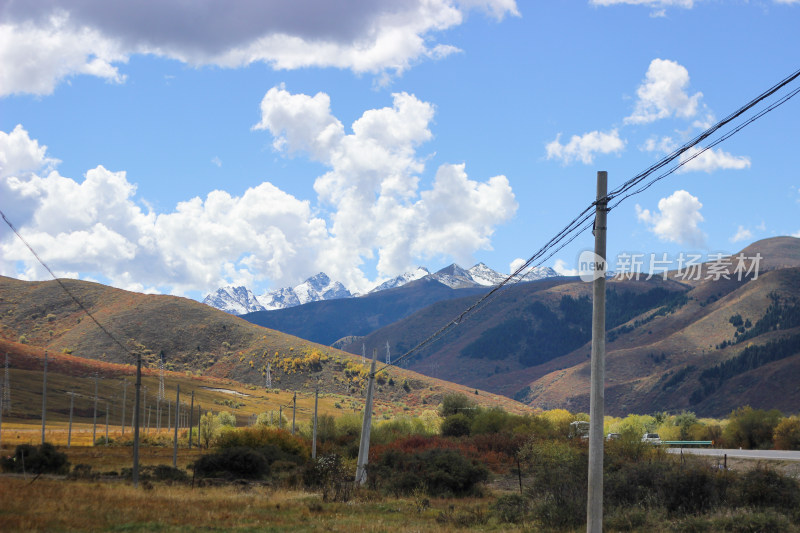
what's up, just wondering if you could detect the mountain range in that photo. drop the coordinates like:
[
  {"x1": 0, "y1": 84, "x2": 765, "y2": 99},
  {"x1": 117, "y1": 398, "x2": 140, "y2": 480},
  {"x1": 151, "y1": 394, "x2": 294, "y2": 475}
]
[
  {"x1": 3, "y1": 237, "x2": 798, "y2": 418},
  {"x1": 203, "y1": 263, "x2": 559, "y2": 315},
  {"x1": 340, "y1": 237, "x2": 800, "y2": 417}
]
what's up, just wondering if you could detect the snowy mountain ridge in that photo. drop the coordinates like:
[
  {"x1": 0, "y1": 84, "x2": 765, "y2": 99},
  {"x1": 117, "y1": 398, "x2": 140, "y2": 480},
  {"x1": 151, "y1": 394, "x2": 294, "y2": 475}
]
[{"x1": 203, "y1": 263, "x2": 560, "y2": 315}]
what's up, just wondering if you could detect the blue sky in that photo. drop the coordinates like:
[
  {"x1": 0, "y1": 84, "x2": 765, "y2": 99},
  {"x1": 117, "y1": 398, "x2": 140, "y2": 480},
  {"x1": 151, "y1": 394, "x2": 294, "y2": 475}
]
[{"x1": 1, "y1": 0, "x2": 799, "y2": 300}]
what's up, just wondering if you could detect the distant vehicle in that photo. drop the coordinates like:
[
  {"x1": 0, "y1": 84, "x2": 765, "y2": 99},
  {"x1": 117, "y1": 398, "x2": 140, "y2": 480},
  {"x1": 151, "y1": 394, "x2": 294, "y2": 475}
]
[
  {"x1": 606, "y1": 433, "x2": 621, "y2": 441},
  {"x1": 641, "y1": 432, "x2": 661, "y2": 444}
]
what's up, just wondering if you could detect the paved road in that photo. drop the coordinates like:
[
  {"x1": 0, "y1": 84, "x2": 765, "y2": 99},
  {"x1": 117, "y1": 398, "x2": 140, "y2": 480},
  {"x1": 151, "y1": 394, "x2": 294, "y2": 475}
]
[{"x1": 667, "y1": 448, "x2": 800, "y2": 461}]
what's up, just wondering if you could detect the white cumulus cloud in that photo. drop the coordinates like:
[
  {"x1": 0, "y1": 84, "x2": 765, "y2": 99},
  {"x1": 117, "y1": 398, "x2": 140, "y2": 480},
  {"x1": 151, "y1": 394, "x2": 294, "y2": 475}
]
[
  {"x1": 545, "y1": 129, "x2": 625, "y2": 165},
  {"x1": 253, "y1": 86, "x2": 516, "y2": 290},
  {"x1": 553, "y1": 259, "x2": 580, "y2": 276},
  {"x1": 677, "y1": 146, "x2": 751, "y2": 174},
  {"x1": 636, "y1": 190, "x2": 706, "y2": 247},
  {"x1": 625, "y1": 59, "x2": 703, "y2": 125},
  {"x1": 1, "y1": 89, "x2": 517, "y2": 295},
  {"x1": 0, "y1": 1, "x2": 519, "y2": 97},
  {"x1": 730, "y1": 225, "x2": 753, "y2": 243}
]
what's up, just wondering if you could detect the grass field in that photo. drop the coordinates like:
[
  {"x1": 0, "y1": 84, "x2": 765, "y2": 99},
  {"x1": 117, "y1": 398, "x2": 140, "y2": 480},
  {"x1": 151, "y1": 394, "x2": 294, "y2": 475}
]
[
  {"x1": 0, "y1": 474, "x2": 508, "y2": 533},
  {"x1": 0, "y1": 433, "x2": 517, "y2": 533}
]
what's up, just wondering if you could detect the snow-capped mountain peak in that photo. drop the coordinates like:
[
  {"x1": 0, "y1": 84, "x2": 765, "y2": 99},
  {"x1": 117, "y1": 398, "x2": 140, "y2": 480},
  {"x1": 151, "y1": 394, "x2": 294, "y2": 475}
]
[
  {"x1": 203, "y1": 263, "x2": 562, "y2": 315},
  {"x1": 293, "y1": 272, "x2": 351, "y2": 304},
  {"x1": 202, "y1": 286, "x2": 266, "y2": 315},
  {"x1": 519, "y1": 266, "x2": 559, "y2": 281},
  {"x1": 467, "y1": 262, "x2": 508, "y2": 286},
  {"x1": 257, "y1": 272, "x2": 352, "y2": 311},
  {"x1": 430, "y1": 263, "x2": 477, "y2": 288},
  {"x1": 369, "y1": 267, "x2": 430, "y2": 293},
  {"x1": 258, "y1": 286, "x2": 301, "y2": 311}
]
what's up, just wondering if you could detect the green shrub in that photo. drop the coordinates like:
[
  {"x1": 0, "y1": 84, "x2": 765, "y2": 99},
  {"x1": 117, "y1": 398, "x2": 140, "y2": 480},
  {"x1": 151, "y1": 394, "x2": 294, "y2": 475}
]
[
  {"x1": 605, "y1": 458, "x2": 675, "y2": 507},
  {"x1": 192, "y1": 447, "x2": 269, "y2": 479},
  {"x1": 371, "y1": 416, "x2": 430, "y2": 445},
  {"x1": 302, "y1": 454, "x2": 352, "y2": 502},
  {"x1": 150, "y1": 465, "x2": 189, "y2": 483},
  {"x1": 1, "y1": 443, "x2": 69, "y2": 475},
  {"x1": 68, "y1": 464, "x2": 96, "y2": 480},
  {"x1": 660, "y1": 464, "x2": 724, "y2": 515},
  {"x1": 215, "y1": 426, "x2": 309, "y2": 461},
  {"x1": 441, "y1": 413, "x2": 471, "y2": 437},
  {"x1": 732, "y1": 466, "x2": 800, "y2": 511},
  {"x1": 373, "y1": 448, "x2": 488, "y2": 497},
  {"x1": 470, "y1": 407, "x2": 511, "y2": 435}
]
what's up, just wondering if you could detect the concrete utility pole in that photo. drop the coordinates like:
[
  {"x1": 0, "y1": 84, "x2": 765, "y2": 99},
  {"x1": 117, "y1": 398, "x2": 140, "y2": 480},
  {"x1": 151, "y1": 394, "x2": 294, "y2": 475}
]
[
  {"x1": 173, "y1": 385, "x2": 180, "y2": 468},
  {"x1": 93, "y1": 373, "x2": 98, "y2": 445},
  {"x1": 105, "y1": 401, "x2": 110, "y2": 445},
  {"x1": 132, "y1": 353, "x2": 142, "y2": 488},
  {"x1": 121, "y1": 379, "x2": 128, "y2": 435},
  {"x1": 0, "y1": 352, "x2": 8, "y2": 445},
  {"x1": 291, "y1": 392, "x2": 296, "y2": 435},
  {"x1": 587, "y1": 171, "x2": 608, "y2": 532},
  {"x1": 188, "y1": 391, "x2": 194, "y2": 449},
  {"x1": 41, "y1": 351, "x2": 48, "y2": 445},
  {"x1": 312, "y1": 387, "x2": 319, "y2": 459},
  {"x1": 3, "y1": 352, "x2": 10, "y2": 414},
  {"x1": 355, "y1": 349, "x2": 378, "y2": 485},
  {"x1": 67, "y1": 391, "x2": 76, "y2": 448}
]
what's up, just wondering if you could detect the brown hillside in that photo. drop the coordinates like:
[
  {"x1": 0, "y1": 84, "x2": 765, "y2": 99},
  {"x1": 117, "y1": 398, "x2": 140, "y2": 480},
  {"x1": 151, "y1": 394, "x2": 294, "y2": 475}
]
[
  {"x1": 0, "y1": 276, "x2": 529, "y2": 415},
  {"x1": 523, "y1": 264, "x2": 800, "y2": 417},
  {"x1": 347, "y1": 236, "x2": 800, "y2": 417}
]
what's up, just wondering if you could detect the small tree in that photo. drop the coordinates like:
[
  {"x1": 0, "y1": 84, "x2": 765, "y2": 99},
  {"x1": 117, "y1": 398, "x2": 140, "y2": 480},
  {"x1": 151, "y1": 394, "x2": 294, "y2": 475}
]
[
  {"x1": 674, "y1": 411, "x2": 698, "y2": 441},
  {"x1": 439, "y1": 393, "x2": 477, "y2": 418},
  {"x1": 773, "y1": 416, "x2": 800, "y2": 450},
  {"x1": 199, "y1": 413, "x2": 221, "y2": 448},
  {"x1": 217, "y1": 411, "x2": 236, "y2": 427},
  {"x1": 723, "y1": 406, "x2": 782, "y2": 449}
]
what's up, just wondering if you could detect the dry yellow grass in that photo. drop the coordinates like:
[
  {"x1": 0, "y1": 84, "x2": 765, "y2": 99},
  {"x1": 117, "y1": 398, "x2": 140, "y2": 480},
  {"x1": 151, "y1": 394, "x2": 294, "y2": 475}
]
[{"x1": 0, "y1": 475, "x2": 517, "y2": 532}]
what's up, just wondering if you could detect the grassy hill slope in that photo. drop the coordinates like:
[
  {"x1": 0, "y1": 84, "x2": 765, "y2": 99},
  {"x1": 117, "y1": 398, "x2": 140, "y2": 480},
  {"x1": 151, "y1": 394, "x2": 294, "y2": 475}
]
[{"x1": 0, "y1": 277, "x2": 528, "y2": 417}]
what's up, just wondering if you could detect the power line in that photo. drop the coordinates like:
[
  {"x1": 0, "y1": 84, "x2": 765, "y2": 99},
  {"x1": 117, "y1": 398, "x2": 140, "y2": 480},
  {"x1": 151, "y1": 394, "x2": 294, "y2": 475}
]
[
  {"x1": 2, "y1": 67, "x2": 799, "y2": 381},
  {"x1": 0, "y1": 211, "x2": 136, "y2": 361},
  {"x1": 374, "y1": 66, "x2": 800, "y2": 376}
]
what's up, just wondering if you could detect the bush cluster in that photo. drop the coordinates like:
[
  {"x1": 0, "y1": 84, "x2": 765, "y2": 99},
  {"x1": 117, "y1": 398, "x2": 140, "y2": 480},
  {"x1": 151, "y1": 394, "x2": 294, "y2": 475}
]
[
  {"x1": 1, "y1": 443, "x2": 69, "y2": 475},
  {"x1": 372, "y1": 448, "x2": 488, "y2": 497},
  {"x1": 512, "y1": 437, "x2": 800, "y2": 529}
]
